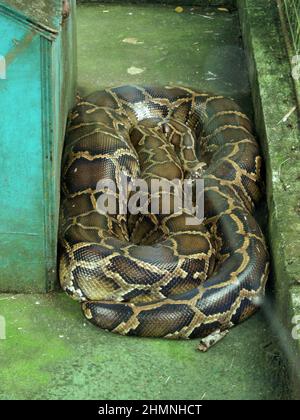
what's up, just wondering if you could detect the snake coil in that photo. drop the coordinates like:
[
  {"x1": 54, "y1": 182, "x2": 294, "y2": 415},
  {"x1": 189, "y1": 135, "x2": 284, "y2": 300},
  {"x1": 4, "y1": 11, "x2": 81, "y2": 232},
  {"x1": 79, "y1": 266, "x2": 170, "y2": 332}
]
[{"x1": 60, "y1": 85, "x2": 269, "y2": 340}]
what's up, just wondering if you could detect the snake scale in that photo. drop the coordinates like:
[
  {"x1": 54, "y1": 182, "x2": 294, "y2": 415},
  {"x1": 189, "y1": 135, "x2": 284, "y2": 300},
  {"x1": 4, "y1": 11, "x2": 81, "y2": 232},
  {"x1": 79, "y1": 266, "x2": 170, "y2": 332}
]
[{"x1": 59, "y1": 85, "x2": 269, "y2": 341}]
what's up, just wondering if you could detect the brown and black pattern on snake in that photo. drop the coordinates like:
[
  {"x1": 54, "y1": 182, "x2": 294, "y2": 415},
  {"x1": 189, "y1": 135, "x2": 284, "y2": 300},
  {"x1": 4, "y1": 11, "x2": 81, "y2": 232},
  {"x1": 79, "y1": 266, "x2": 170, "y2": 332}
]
[{"x1": 59, "y1": 85, "x2": 269, "y2": 340}]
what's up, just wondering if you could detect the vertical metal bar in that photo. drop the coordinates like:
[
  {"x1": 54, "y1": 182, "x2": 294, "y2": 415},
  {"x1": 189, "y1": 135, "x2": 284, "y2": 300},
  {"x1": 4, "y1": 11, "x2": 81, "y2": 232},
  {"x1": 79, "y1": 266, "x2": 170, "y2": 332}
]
[
  {"x1": 278, "y1": 0, "x2": 300, "y2": 109},
  {"x1": 283, "y1": 0, "x2": 300, "y2": 55}
]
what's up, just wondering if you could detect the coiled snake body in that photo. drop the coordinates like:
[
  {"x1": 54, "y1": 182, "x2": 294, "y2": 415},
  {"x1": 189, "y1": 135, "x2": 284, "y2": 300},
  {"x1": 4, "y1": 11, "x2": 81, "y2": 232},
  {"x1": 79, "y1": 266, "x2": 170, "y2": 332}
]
[{"x1": 60, "y1": 85, "x2": 269, "y2": 341}]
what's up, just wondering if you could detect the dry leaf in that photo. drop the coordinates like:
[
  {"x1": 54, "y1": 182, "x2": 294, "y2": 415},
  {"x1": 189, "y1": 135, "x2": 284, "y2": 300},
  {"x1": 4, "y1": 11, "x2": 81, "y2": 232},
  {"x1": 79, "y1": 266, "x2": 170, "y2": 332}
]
[
  {"x1": 122, "y1": 37, "x2": 144, "y2": 45},
  {"x1": 198, "y1": 330, "x2": 229, "y2": 352},
  {"x1": 127, "y1": 66, "x2": 145, "y2": 75},
  {"x1": 218, "y1": 7, "x2": 229, "y2": 12}
]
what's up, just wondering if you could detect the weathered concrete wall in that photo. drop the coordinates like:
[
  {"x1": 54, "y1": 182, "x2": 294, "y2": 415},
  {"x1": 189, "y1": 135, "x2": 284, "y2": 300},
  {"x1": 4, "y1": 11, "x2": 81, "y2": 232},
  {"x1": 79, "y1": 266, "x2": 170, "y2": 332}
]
[
  {"x1": 239, "y1": 0, "x2": 300, "y2": 399},
  {"x1": 0, "y1": 0, "x2": 63, "y2": 33}
]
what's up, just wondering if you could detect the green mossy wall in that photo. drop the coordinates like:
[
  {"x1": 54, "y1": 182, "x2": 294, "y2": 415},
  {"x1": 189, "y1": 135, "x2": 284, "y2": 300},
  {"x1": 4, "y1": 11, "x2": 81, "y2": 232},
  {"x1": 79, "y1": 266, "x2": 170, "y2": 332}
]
[{"x1": 239, "y1": 0, "x2": 300, "y2": 399}]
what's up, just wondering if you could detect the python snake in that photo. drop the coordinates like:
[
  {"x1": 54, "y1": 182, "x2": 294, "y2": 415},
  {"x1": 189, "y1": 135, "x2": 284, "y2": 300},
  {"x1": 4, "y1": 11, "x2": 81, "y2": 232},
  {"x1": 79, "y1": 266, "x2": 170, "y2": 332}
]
[{"x1": 59, "y1": 85, "x2": 269, "y2": 340}]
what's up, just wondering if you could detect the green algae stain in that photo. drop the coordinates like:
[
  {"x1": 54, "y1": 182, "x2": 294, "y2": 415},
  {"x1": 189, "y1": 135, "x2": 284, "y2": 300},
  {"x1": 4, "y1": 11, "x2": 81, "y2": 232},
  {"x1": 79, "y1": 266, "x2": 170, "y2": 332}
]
[
  {"x1": 0, "y1": 293, "x2": 287, "y2": 400},
  {"x1": 0, "y1": 295, "x2": 77, "y2": 399}
]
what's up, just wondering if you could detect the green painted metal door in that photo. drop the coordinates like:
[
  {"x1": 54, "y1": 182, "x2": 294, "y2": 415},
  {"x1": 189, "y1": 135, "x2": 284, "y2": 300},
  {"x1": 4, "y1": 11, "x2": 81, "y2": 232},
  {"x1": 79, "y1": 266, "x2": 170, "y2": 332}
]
[{"x1": 0, "y1": 0, "x2": 77, "y2": 293}]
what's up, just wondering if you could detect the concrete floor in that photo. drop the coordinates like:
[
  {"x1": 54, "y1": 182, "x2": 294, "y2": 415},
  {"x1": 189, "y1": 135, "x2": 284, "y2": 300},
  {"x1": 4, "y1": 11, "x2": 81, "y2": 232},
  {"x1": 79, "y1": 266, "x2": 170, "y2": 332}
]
[
  {"x1": 77, "y1": 3, "x2": 252, "y2": 113},
  {"x1": 0, "y1": 294, "x2": 288, "y2": 400},
  {"x1": 0, "y1": 3, "x2": 289, "y2": 400}
]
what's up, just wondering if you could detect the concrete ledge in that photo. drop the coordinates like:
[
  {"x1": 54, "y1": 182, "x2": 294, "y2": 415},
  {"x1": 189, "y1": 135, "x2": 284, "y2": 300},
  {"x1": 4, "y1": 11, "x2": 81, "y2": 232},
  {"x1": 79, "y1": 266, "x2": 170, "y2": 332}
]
[
  {"x1": 239, "y1": 0, "x2": 300, "y2": 399},
  {"x1": 78, "y1": 0, "x2": 237, "y2": 7}
]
